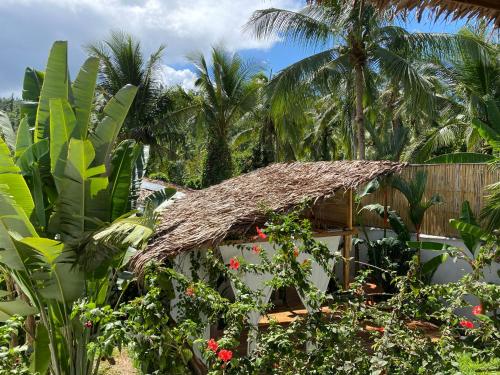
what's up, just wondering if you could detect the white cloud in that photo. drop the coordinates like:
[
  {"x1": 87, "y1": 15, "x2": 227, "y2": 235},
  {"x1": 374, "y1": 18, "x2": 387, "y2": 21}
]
[
  {"x1": 0, "y1": 0, "x2": 301, "y2": 96},
  {"x1": 159, "y1": 65, "x2": 197, "y2": 91}
]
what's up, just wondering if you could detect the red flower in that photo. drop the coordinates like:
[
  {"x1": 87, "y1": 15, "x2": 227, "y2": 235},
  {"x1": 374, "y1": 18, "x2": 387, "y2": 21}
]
[
  {"x1": 293, "y1": 247, "x2": 299, "y2": 257},
  {"x1": 459, "y1": 320, "x2": 474, "y2": 329},
  {"x1": 218, "y1": 349, "x2": 233, "y2": 362},
  {"x1": 229, "y1": 257, "x2": 240, "y2": 270},
  {"x1": 472, "y1": 305, "x2": 482, "y2": 316},
  {"x1": 256, "y1": 226, "x2": 267, "y2": 239},
  {"x1": 373, "y1": 326, "x2": 385, "y2": 332},
  {"x1": 207, "y1": 339, "x2": 218, "y2": 352},
  {"x1": 84, "y1": 321, "x2": 93, "y2": 328},
  {"x1": 252, "y1": 244, "x2": 261, "y2": 254},
  {"x1": 185, "y1": 286, "x2": 195, "y2": 297}
]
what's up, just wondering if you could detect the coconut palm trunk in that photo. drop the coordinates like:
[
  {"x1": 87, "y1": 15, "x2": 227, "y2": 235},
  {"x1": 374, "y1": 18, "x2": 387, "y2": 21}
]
[{"x1": 354, "y1": 63, "x2": 365, "y2": 159}]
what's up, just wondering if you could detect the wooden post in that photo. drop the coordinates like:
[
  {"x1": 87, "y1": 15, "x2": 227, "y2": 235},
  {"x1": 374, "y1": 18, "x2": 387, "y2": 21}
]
[{"x1": 343, "y1": 189, "x2": 353, "y2": 289}]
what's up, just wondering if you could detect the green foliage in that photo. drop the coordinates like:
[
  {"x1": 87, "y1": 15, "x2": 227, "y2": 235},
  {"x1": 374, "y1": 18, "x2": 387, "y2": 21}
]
[
  {"x1": 0, "y1": 41, "x2": 155, "y2": 375},
  {"x1": 0, "y1": 316, "x2": 31, "y2": 374},
  {"x1": 391, "y1": 170, "x2": 443, "y2": 237},
  {"x1": 103, "y1": 209, "x2": 498, "y2": 374}
]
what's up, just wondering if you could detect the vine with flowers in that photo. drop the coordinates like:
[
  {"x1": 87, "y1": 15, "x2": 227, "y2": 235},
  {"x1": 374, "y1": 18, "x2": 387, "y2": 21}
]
[{"x1": 81, "y1": 208, "x2": 499, "y2": 374}]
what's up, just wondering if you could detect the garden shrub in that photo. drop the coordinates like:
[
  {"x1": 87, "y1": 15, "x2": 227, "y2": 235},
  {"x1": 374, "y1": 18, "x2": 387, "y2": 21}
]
[{"x1": 93, "y1": 209, "x2": 498, "y2": 374}]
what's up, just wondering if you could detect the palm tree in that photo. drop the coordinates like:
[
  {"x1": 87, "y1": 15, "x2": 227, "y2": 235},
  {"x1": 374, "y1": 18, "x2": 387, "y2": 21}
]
[
  {"x1": 187, "y1": 47, "x2": 259, "y2": 186},
  {"x1": 86, "y1": 31, "x2": 168, "y2": 145},
  {"x1": 247, "y1": 0, "x2": 458, "y2": 159}
]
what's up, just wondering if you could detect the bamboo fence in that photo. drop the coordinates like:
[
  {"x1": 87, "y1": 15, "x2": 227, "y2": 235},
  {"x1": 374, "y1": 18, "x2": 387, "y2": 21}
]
[{"x1": 360, "y1": 163, "x2": 499, "y2": 238}]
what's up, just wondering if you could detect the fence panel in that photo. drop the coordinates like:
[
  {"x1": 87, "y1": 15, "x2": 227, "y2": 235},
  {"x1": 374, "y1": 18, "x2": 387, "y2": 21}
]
[{"x1": 361, "y1": 163, "x2": 499, "y2": 238}]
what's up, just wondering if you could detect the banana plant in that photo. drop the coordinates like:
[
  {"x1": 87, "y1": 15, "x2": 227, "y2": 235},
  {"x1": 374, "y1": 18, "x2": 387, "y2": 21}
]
[{"x1": 0, "y1": 41, "x2": 155, "y2": 375}]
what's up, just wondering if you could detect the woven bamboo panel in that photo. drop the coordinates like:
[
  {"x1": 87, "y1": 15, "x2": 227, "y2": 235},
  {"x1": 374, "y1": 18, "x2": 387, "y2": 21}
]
[{"x1": 361, "y1": 164, "x2": 499, "y2": 238}]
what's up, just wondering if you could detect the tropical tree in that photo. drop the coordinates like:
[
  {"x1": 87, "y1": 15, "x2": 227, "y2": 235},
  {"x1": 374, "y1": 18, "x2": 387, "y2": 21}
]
[
  {"x1": 247, "y1": 0, "x2": 465, "y2": 159},
  {"x1": 0, "y1": 41, "x2": 155, "y2": 375},
  {"x1": 392, "y1": 170, "x2": 443, "y2": 241},
  {"x1": 187, "y1": 47, "x2": 259, "y2": 186},
  {"x1": 86, "y1": 31, "x2": 169, "y2": 145}
]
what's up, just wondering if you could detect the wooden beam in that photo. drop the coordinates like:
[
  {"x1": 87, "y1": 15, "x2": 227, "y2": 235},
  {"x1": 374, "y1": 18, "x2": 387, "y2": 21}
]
[{"x1": 343, "y1": 189, "x2": 353, "y2": 289}]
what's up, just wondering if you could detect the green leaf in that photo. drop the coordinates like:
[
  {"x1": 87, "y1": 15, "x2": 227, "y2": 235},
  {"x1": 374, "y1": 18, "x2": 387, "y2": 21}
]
[
  {"x1": 49, "y1": 98, "x2": 76, "y2": 191},
  {"x1": 425, "y1": 153, "x2": 494, "y2": 164},
  {"x1": 471, "y1": 118, "x2": 500, "y2": 151},
  {"x1": 90, "y1": 84, "x2": 138, "y2": 169},
  {"x1": 458, "y1": 201, "x2": 479, "y2": 254},
  {"x1": 21, "y1": 68, "x2": 44, "y2": 128},
  {"x1": 15, "y1": 139, "x2": 49, "y2": 174},
  {"x1": 0, "y1": 111, "x2": 16, "y2": 151},
  {"x1": 0, "y1": 191, "x2": 37, "y2": 270},
  {"x1": 56, "y1": 139, "x2": 109, "y2": 240},
  {"x1": 72, "y1": 57, "x2": 99, "y2": 140},
  {"x1": 12, "y1": 236, "x2": 83, "y2": 302},
  {"x1": 109, "y1": 140, "x2": 141, "y2": 220},
  {"x1": 35, "y1": 41, "x2": 68, "y2": 142},
  {"x1": 30, "y1": 323, "x2": 50, "y2": 375},
  {"x1": 14, "y1": 117, "x2": 33, "y2": 161},
  {"x1": 422, "y1": 254, "x2": 448, "y2": 275},
  {"x1": 0, "y1": 139, "x2": 35, "y2": 219},
  {"x1": 449, "y1": 219, "x2": 490, "y2": 242},
  {"x1": 358, "y1": 178, "x2": 380, "y2": 198},
  {"x1": 0, "y1": 299, "x2": 38, "y2": 322}
]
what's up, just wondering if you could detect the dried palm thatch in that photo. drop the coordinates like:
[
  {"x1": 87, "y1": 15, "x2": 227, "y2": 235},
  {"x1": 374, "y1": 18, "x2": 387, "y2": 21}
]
[
  {"x1": 132, "y1": 160, "x2": 405, "y2": 271},
  {"x1": 368, "y1": 0, "x2": 500, "y2": 27}
]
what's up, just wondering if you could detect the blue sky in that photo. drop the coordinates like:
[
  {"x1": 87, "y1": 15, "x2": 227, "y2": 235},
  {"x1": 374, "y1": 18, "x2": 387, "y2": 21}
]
[{"x1": 0, "y1": 0, "x2": 468, "y2": 97}]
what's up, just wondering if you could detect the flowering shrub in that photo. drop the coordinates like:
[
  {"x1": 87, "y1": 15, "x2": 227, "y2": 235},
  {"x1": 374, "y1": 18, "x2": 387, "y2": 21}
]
[
  {"x1": 0, "y1": 316, "x2": 30, "y2": 375},
  {"x1": 91, "y1": 209, "x2": 498, "y2": 374}
]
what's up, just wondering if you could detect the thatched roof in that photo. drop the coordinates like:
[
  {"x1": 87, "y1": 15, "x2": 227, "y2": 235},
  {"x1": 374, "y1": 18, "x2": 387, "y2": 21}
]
[
  {"x1": 368, "y1": 0, "x2": 500, "y2": 27},
  {"x1": 132, "y1": 160, "x2": 405, "y2": 270}
]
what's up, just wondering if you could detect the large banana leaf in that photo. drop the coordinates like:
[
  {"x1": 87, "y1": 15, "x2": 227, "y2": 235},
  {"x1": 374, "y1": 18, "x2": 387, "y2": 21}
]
[
  {"x1": 35, "y1": 41, "x2": 68, "y2": 142},
  {"x1": 0, "y1": 299, "x2": 38, "y2": 322},
  {"x1": 0, "y1": 140, "x2": 34, "y2": 218},
  {"x1": 49, "y1": 98, "x2": 76, "y2": 191},
  {"x1": 14, "y1": 117, "x2": 33, "y2": 161},
  {"x1": 72, "y1": 57, "x2": 99, "y2": 140},
  {"x1": 0, "y1": 191, "x2": 37, "y2": 270},
  {"x1": 21, "y1": 67, "x2": 44, "y2": 128},
  {"x1": 0, "y1": 111, "x2": 16, "y2": 151},
  {"x1": 109, "y1": 140, "x2": 141, "y2": 221},
  {"x1": 57, "y1": 139, "x2": 108, "y2": 240},
  {"x1": 425, "y1": 152, "x2": 494, "y2": 164},
  {"x1": 12, "y1": 236, "x2": 83, "y2": 302},
  {"x1": 90, "y1": 84, "x2": 138, "y2": 169},
  {"x1": 30, "y1": 324, "x2": 50, "y2": 375}
]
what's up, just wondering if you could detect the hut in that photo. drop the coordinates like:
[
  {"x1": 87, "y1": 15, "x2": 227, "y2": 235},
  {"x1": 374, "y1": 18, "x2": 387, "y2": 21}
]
[
  {"x1": 133, "y1": 160, "x2": 404, "y2": 276},
  {"x1": 132, "y1": 160, "x2": 404, "y2": 353}
]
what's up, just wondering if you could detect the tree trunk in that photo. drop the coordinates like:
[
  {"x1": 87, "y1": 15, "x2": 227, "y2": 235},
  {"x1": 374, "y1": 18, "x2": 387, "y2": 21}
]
[{"x1": 354, "y1": 63, "x2": 365, "y2": 159}]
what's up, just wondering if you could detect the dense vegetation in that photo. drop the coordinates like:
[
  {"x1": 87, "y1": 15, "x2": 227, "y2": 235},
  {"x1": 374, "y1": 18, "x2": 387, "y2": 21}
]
[{"x1": 0, "y1": 0, "x2": 498, "y2": 374}]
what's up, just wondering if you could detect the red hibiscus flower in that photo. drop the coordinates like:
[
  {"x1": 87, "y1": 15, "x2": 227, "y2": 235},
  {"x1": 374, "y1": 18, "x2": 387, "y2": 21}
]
[
  {"x1": 256, "y1": 226, "x2": 267, "y2": 239},
  {"x1": 185, "y1": 286, "x2": 195, "y2": 297},
  {"x1": 207, "y1": 339, "x2": 218, "y2": 352},
  {"x1": 252, "y1": 244, "x2": 261, "y2": 254},
  {"x1": 472, "y1": 305, "x2": 482, "y2": 316},
  {"x1": 229, "y1": 257, "x2": 240, "y2": 270},
  {"x1": 84, "y1": 321, "x2": 93, "y2": 328},
  {"x1": 459, "y1": 320, "x2": 474, "y2": 329},
  {"x1": 293, "y1": 247, "x2": 299, "y2": 257},
  {"x1": 218, "y1": 349, "x2": 233, "y2": 362}
]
